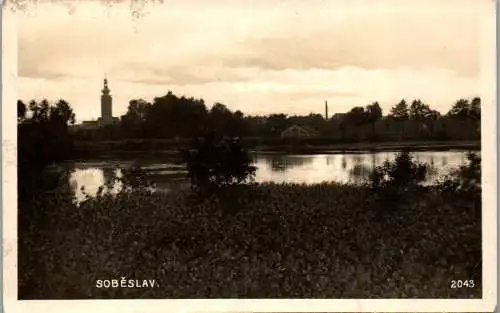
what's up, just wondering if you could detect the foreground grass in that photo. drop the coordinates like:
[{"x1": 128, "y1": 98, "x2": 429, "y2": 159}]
[{"x1": 19, "y1": 182, "x2": 481, "y2": 298}]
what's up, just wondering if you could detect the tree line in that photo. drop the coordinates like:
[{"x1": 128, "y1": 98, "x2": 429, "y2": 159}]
[
  {"x1": 17, "y1": 92, "x2": 481, "y2": 152},
  {"x1": 64, "y1": 91, "x2": 481, "y2": 141}
]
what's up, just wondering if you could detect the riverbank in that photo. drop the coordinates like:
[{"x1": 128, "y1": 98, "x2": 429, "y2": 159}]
[
  {"x1": 19, "y1": 182, "x2": 481, "y2": 299},
  {"x1": 255, "y1": 140, "x2": 481, "y2": 154},
  {"x1": 73, "y1": 139, "x2": 480, "y2": 160}
]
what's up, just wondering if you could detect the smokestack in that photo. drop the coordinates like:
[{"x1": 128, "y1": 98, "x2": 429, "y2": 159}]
[{"x1": 325, "y1": 100, "x2": 329, "y2": 120}]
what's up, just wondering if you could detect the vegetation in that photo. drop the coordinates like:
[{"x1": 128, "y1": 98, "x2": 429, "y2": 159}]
[
  {"x1": 67, "y1": 92, "x2": 481, "y2": 143},
  {"x1": 438, "y1": 152, "x2": 482, "y2": 215},
  {"x1": 17, "y1": 99, "x2": 75, "y2": 201},
  {"x1": 369, "y1": 151, "x2": 428, "y2": 212},
  {"x1": 17, "y1": 95, "x2": 482, "y2": 299},
  {"x1": 181, "y1": 131, "x2": 256, "y2": 195},
  {"x1": 18, "y1": 150, "x2": 482, "y2": 299}
]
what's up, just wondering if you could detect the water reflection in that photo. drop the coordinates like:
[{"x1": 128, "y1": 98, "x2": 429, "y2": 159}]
[
  {"x1": 102, "y1": 167, "x2": 117, "y2": 189},
  {"x1": 442, "y1": 156, "x2": 448, "y2": 166},
  {"x1": 264, "y1": 155, "x2": 313, "y2": 172},
  {"x1": 67, "y1": 150, "x2": 477, "y2": 201},
  {"x1": 349, "y1": 164, "x2": 373, "y2": 184}
]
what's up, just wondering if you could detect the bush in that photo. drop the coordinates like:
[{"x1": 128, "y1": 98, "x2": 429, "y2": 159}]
[
  {"x1": 438, "y1": 152, "x2": 481, "y2": 206},
  {"x1": 369, "y1": 151, "x2": 428, "y2": 210},
  {"x1": 181, "y1": 131, "x2": 257, "y2": 196}
]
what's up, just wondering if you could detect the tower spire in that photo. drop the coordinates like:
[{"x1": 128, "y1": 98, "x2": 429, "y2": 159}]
[
  {"x1": 325, "y1": 100, "x2": 329, "y2": 120},
  {"x1": 102, "y1": 75, "x2": 110, "y2": 95}
]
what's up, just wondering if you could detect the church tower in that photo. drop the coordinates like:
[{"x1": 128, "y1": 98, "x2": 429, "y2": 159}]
[
  {"x1": 101, "y1": 76, "x2": 113, "y2": 124},
  {"x1": 325, "y1": 100, "x2": 329, "y2": 120}
]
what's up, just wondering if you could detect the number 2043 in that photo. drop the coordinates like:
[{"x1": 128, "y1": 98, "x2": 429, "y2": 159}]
[{"x1": 450, "y1": 280, "x2": 475, "y2": 288}]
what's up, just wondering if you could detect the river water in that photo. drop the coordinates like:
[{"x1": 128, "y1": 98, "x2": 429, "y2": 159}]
[{"x1": 67, "y1": 150, "x2": 476, "y2": 201}]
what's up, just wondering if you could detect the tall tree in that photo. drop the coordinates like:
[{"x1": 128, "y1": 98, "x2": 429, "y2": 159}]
[
  {"x1": 409, "y1": 99, "x2": 431, "y2": 121},
  {"x1": 345, "y1": 106, "x2": 367, "y2": 126},
  {"x1": 389, "y1": 99, "x2": 409, "y2": 120},
  {"x1": 18, "y1": 99, "x2": 76, "y2": 175},
  {"x1": 144, "y1": 91, "x2": 208, "y2": 138},
  {"x1": 448, "y1": 97, "x2": 481, "y2": 121},
  {"x1": 365, "y1": 102, "x2": 383, "y2": 135},
  {"x1": 409, "y1": 99, "x2": 434, "y2": 136},
  {"x1": 51, "y1": 99, "x2": 76, "y2": 125},
  {"x1": 121, "y1": 99, "x2": 151, "y2": 137},
  {"x1": 208, "y1": 103, "x2": 235, "y2": 135},
  {"x1": 17, "y1": 100, "x2": 27, "y2": 122},
  {"x1": 447, "y1": 99, "x2": 470, "y2": 119},
  {"x1": 388, "y1": 99, "x2": 409, "y2": 140},
  {"x1": 469, "y1": 97, "x2": 481, "y2": 121}
]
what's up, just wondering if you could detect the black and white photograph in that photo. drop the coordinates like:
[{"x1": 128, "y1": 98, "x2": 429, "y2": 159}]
[{"x1": 2, "y1": 0, "x2": 498, "y2": 311}]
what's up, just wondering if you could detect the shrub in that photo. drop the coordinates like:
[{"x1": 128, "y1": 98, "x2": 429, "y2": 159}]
[
  {"x1": 119, "y1": 167, "x2": 156, "y2": 191},
  {"x1": 181, "y1": 131, "x2": 257, "y2": 196},
  {"x1": 438, "y1": 151, "x2": 481, "y2": 206},
  {"x1": 369, "y1": 151, "x2": 428, "y2": 210}
]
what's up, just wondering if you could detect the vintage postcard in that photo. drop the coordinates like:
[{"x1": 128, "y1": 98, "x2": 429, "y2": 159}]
[{"x1": 2, "y1": 0, "x2": 498, "y2": 312}]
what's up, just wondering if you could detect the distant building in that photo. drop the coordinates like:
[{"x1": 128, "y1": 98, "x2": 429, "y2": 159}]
[
  {"x1": 331, "y1": 113, "x2": 347, "y2": 121},
  {"x1": 79, "y1": 120, "x2": 100, "y2": 130},
  {"x1": 100, "y1": 77, "x2": 113, "y2": 125},
  {"x1": 281, "y1": 125, "x2": 319, "y2": 139},
  {"x1": 72, "y1": 76, "x2": 119, "y2": 130}
]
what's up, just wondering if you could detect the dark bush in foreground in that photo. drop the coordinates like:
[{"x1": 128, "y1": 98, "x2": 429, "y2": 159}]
[
  {"x1": 181, "y1": 132, "x2": 256, "y2": 195},
  {"x1": 437, "y1": 151, "x2": 481, "y2": 218},
  {"x1": 438, "y1": 152, "x2": 481, "y2": 198},
  {"x1": 369, "y1": 151, "x2": 428, "y2": 211}
]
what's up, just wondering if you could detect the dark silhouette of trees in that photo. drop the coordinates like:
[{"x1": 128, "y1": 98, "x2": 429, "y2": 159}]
[
  {"x1": 18, "y1": 99, "x2": 75, "y2": 171},
  {"x1": 469, "y1": 97, "x2": 481, "y2": 121},
  {"x1": 265, "y1": 114, "x2": 289, "y2": 136},
  {"x1": 409, "y1": 99, "x2": 435, "y2": 136},
  {"x1": 409, "y1": 99, "x2": 432, "y2": 121},
  {"x1": 365, "y1": 102, "x2": 383, "y2": 136},
  {"x1": 121, "y1": 99, "x2": 151, "y2": 137},
  {"x1": 18, "y1": 100, "x2": 27, "y2": 122},
  {"x1": 366, "y1": 102, "x2": 382, "y2": 120},
  {"x1": 448, "y1": 98, "x2": 481, "y2": 121},
  {"x1": 68, "y1": 89, "x2": 480, "y2": 144},
  {"x1": 344, "y1": 106, "x2": 367, "y2": 126},
  {"x1": 389, "y1": 99, "x2": 410, "y2": 120},
  {"x1": 388, "y1": 99, "x2": 409, "y2": 139},
  {"x1": 142, "y1": 91, "x2": 208, "y2": 138},
  {"x1": 208, "y1": 103, "x2": 238, "y2": 136},
  {"x1": 18, "y1": 99, "x2": 76, "y2": 199}
]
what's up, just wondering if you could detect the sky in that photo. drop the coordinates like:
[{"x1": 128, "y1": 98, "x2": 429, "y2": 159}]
[{"x1": 15, "y1": 0, "x2": 492, "y2": 122}]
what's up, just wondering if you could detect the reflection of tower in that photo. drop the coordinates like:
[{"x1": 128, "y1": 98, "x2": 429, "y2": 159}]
[
  {"x1": 341, "y1": 156, "x2": 347, "y2": 169},
  {"x1": 325, "y1": 100, "x2": 329, "y2": 120},
  {"x1": 101, "y1": 76, "x2": 113, "y2": 124}
]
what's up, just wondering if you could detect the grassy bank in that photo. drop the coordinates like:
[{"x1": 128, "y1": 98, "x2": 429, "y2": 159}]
[
  {"x1": 73, "y1": 139, "x2": 480, "y2": 160},
  {"x1": 19, "y1": 182, "x2": 481, "y2": 299}
]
